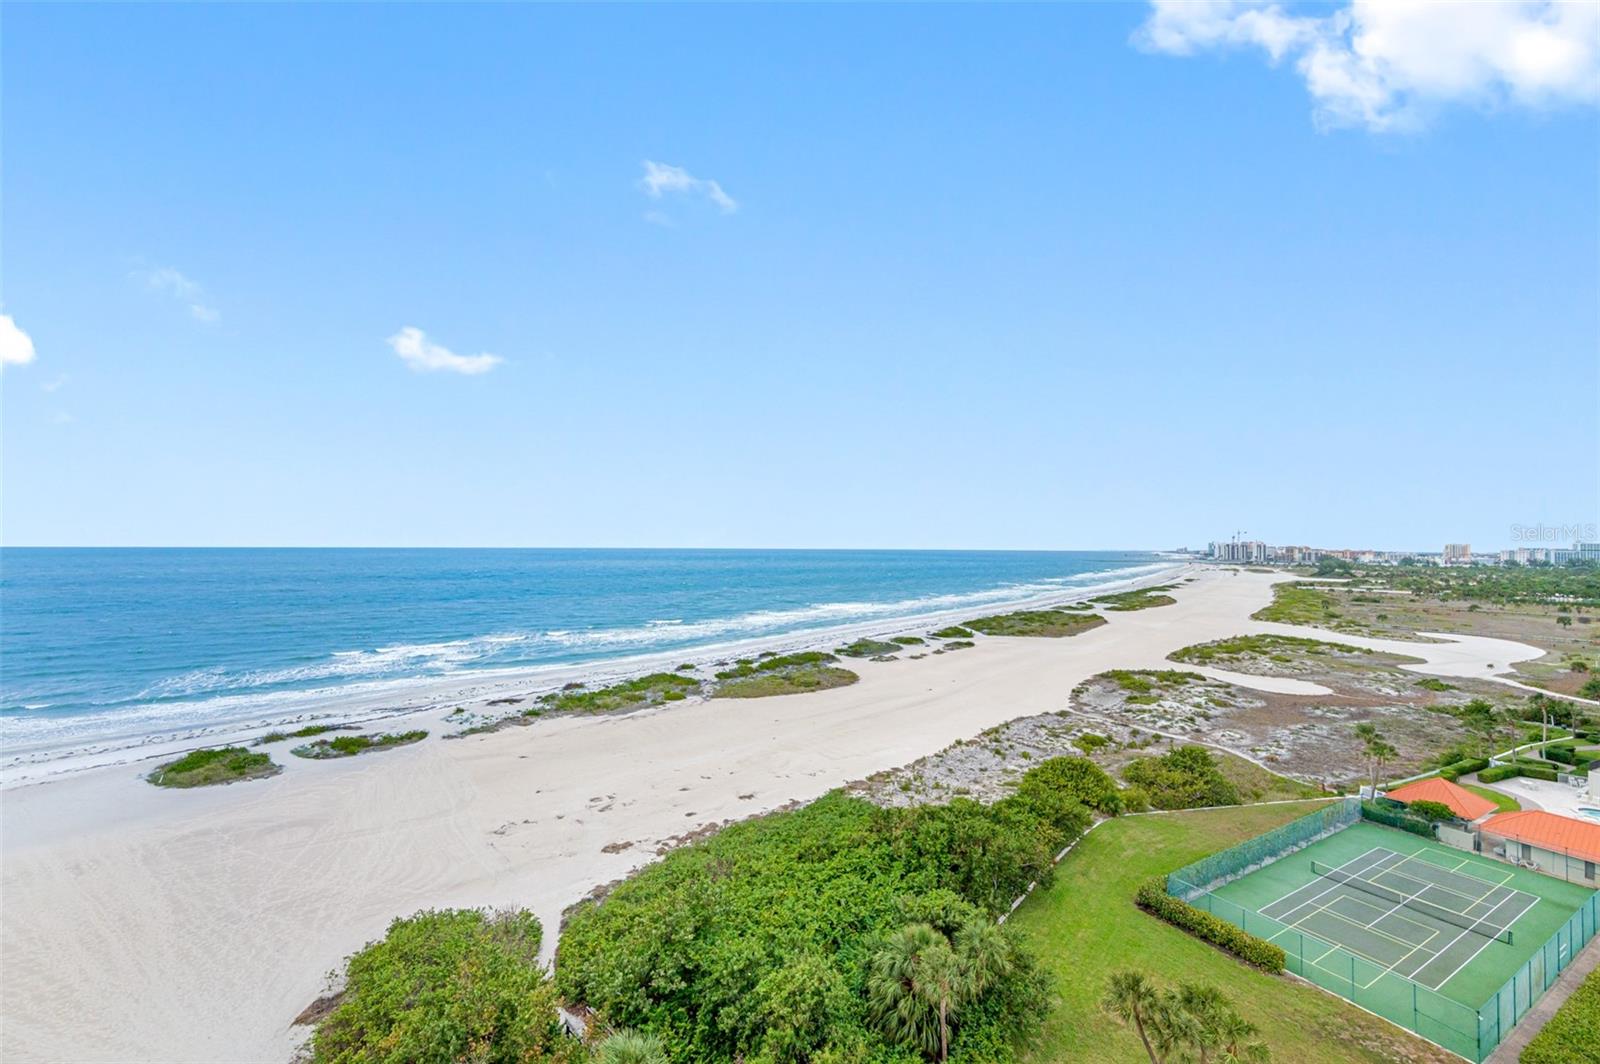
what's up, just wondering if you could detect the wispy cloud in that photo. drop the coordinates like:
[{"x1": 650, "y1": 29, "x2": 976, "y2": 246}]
[
  {"x1": 0, "y1": 313, "x2": 37, "y2": 370},
  {"x1": 1135, "y1": 0, "x2": 1600, "y2": 131},
  {"x1": 639, "y1": 160, "x2": 738, "y2": 215},
  {"x1": 41, "y1": 374, "x2": 68, "y2": 393},
  {"x1": 134, "y1": 265, "x2": 220, "y2": 322},
  {"x1": 387, "y1": 326, "x2": 503, "y2": 376}
]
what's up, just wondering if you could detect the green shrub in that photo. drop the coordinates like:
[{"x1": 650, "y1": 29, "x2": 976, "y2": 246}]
[
  {"x1": 1016, "y1": 756, "x2": 1123, "y2": 817},
  {"x1": 308, "y1": 908, "x2": 579, "y2": 1063},
  {"x1": 1437, "y1": 756, "x2": 1489, "y2": 781},
  {"x1": 1520, "y1": 967, "x2": 1600, "y2": 1064},
  {"x1": 930, "y1": 626, "x2": 974, "y2": 639},
  {"x1": 147, "y1": 746, "x2": 280, "y2": 788},
  {"x1": 713, "y1": 654, "x2": 859, "y2": 698},
  {"x1": 1414, "y1": 677, "x2": 1456, "y2": 692},
  {"x1": 1479, "y1": 764, "x2": 1522, "y2": 783},
  {"x1": 891, "y1": 636, "x2": 925, "y2": 646},
  {"x1": 557, "y1": 791, "x2": 1070, "y2": 1061},
  {"x1": 1134, "y1": 878, "x2": 1285, "y2": 973},
  {"x1": 1092, "y1": 587, "x2": 1177, "y2": 611},
  {"x1": 1360, "y1": 800, "x2": 1436, "y2": 837},
  {"x1": 1121, "y1": 746, "x2": 1241, "y2": 810},
  {"x1": 1406, "y1": 800, "x2": 1457, "y2": 822}
]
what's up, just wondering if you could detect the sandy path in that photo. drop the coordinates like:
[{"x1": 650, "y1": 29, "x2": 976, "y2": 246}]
[{"x1": 0, "y1": 569, "x2": 1550, "y2": 1063}]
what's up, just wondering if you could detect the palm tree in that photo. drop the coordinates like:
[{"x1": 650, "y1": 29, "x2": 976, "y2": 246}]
[
  {"x1": 1102, "y1": 970, "x2": 1165, "y2": 1064},
  {"x1": 1354, "y1": 723, "x2": 1396, "y2": 794},
  {"x1": 953, "y1": 919, "x2": 1013, "y2": 997},
  {"x1": 597, "y1": 1029, "x2": 668, "y2": 1064},
  {"x1": 868, "y1": 923, "x2": 962, "y2": 1062}
]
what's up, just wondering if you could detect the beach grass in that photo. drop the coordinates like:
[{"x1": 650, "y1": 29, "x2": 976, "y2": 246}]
[
  {"x1": 147, "y1": 746, "x2": 281, "y2": 787},
  {"x1": 930, "y1": 625, "x2": 975, "y2": 639},
  {"x1": 256, "y1": 724, "x2": 340, "y2": 745},
  {"x1": 1092, "y1": 585, "x2": 1178, "y2": 611},
  {"x1": 834, "y1": 638, "x2": 903, "y2": 658},
  {"x1": 1168, "y1": 632, "x2": 1363, "y2": 664},
  {"x1": 292, "y1": 730, "x2": 428, "y2": 759},
  {"x1": 963, "y1": 609, "x2": 1108, "y2": 638},
  {"x1": 1008, "y1": 802, "x2": 1455, "y2": 1064},
  {"x1": 713, "y1": 651, "x2": 858, "y2": 698},
  {"x1": 534, "y1": 672, "x2": 700, "y2": 715}
]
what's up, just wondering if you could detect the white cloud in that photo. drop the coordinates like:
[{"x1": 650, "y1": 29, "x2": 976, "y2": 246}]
[
  {"x1": 135, "y1": 265, "x2": 220, "y2": 322},
  {"x1": 41, "y1": 374, "x2": 68, "y2": 393},
  {"x1": 639, "y1": 160, "x2": 738, "y2": 214},
  {"x1": 0, "y1": 313, "x2": 37, "y2": 369},
  {"x1": 386, "y1": 326, "x2": 503, "y2": 375},
  {"x1": 1135, "y1": 0, "x2": 1600, "y2": 131}
]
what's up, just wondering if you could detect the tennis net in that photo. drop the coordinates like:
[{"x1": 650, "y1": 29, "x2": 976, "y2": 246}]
[{"x1": 1311, "y1": 860, "x2": 1514, "y2": 944}]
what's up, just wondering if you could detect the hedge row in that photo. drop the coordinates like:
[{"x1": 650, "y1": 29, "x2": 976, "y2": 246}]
[
  {"x1": 1135, "y1": 878, "x2": 1286, "y2": 973},
  {"x1": 1519, "y1": 967, "x2": 1600, "y2": 1064},
  {"x1": 1438, "y1": 757, "x2": 1490, "y2": 782},
  {"x1": 1360, "y1": 800, "x2": 1437, "y2": 838},
  {"x1": 1479, "y1": 763, "x2": 1562, "y2": 784}
]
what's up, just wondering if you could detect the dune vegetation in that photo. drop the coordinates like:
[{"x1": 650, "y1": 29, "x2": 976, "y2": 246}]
[
  {"x1": 532, "y1": 672, "x2": 700, "y2": 715},
  {"x1": 1092, "y1": 586, "x2": 1177, "y2": 611},
  {"x1": 835, "y1": 638, "x2": 903, "y2": 658},
  {"x1": 712, "y1": 651, "x2": 859, "y2": 698},
  {"x1": 146, "y1": 746, "x2": 281, "y2": 788},
  {"x1": 292, "y1": 730, "x2": 428, "y2": 759},
  {"x1": 963, "y1": 609, "x2": 1107, "y2": 638},
  {"x1": 255, "y1": 724, "x2": 340, "y2": 745}
]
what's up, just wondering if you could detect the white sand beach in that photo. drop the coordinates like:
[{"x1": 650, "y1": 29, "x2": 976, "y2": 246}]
[{"x1": 0, "y1": 569, "x2": 1552, "y2": 1063}]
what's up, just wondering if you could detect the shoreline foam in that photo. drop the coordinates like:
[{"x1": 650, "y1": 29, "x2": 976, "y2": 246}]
[{"x1": 1, "y1": 561, "x2": 1188, "y2": 786}]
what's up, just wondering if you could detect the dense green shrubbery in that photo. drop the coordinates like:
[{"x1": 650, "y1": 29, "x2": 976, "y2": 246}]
[
  {"x1": 1520, "y1": 967, "x2": 1600, "y2": 1064},
  {"x1": 557, "y1": 781, "x2": 1088, "y2": 1062},
  {"x1": 1438, "y1": 757, "x2": 1489, "y2": 781},
  {"x1": 1360, "y1": 800, "x2": 1436, "y2": 838},
  {"x1": 1478, "y1": 764, "x2": 1522, "y2": 783},
  {"x1": 147, "y1": 746, "x2": 280, "y2": 787},
  {"x1": 930, "y1": 626, "x2": 974, "y2": 640},
  {"x1": 1101, "y1": 669, "x2": 1207, "y2": 695},
  {"x1": 1134, "y1": 879, "x2": 1286, "y2": 973},
  {"x1": 1406, "y1": 800, "x2": 1457, "y2": 822},
  {"x1": 961, "y1": 610, "x2": 1106, "y2": 638},
  {"x1": 309, "y1": 908, "x2": 579, "y2": 1063},
  {"x1": 1121, "y1": 746, "x2": 1241, "y2": 810},
  {"x1": 1015, "y1": 756, "x2": 1123, "y2": 817}
]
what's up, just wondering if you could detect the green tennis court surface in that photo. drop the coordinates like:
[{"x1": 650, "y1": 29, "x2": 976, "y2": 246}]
[{"x1": 1208, "y1": 821, "x2": 1592, "y2": 1011}]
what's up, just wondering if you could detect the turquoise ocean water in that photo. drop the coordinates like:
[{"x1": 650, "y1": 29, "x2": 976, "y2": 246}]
[{"x1": 0, "y1": 548, "x2": 1175, "y2": 758}]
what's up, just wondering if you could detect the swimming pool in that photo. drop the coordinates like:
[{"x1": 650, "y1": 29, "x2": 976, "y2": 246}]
[{"x1": 1579, "y1": 807, "x2": 1600, "y2": 820}]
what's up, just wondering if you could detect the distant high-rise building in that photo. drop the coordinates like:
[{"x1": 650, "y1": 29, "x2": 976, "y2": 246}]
[
  {"x1": 1443, "y1": 544, "x2": 1471, "y2": 564},
  {"x1": 1575, "y1": 542, "x2": 1600, "y2": 563}
]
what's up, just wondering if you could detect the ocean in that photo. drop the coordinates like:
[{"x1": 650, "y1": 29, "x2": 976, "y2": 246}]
[{"x1": 0, "y1": 548, "x2": 1176, "y2": 762}]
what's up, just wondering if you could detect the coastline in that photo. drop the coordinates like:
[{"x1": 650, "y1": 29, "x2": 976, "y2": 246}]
[
  {"x1": 0, "y1": 568, "x2": 1552, "y2": 1063},
  {"x1": 1, "y1": 560, "x2": 1188, "y2": 787}
]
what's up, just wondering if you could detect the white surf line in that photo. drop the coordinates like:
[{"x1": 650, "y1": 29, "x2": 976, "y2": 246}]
[
  {"x1": 1263, "y1": 848, "x2": 1401, "y2": 924},
  {"x1": 1413, "y1": 892, "x2": 1541, "y2": 993}
]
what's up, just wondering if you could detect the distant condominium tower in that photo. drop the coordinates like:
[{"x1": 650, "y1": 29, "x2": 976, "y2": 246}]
[{"x1": 1442, "y1": 543, "x2": 1471, "y2": 564}]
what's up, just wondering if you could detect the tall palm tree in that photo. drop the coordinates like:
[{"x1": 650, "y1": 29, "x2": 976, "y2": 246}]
[
  {"x1": 953, "y1": 919, "x2": 1013, "y2": 998},
  {"x1": 1102, "y1": 970, "x2": 1165, "y2": 1064},
  {"x1": 1355, "y1": 723, "x2": 1397, "y2": 794}
]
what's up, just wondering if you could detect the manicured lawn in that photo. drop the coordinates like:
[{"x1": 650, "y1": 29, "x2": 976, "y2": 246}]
[
  {"x1": 1007, "y1": 803, "x2": 1459, "y2": 1064},
  {"x1": 1460, "y1": 781, "x2": 1521, "y2": 813}
]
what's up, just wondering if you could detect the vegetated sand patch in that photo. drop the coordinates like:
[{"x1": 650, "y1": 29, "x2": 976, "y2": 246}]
[{"x1": 0, "y1": 567, "x2": 1547, "y2": 1063}]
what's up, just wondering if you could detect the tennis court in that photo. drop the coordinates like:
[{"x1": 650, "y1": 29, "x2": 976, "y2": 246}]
[
  {"x1": 1174, "y1": 815, "x2": 1598, "y2": 1059},
  {"x1": 1256, "y1": 845, "x2": 1537, "y2": 991}
]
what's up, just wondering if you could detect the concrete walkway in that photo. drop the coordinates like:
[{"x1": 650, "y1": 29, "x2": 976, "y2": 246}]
[{"x1": 1484, "y1": 932, "x2": 1600, "y2": 1063}]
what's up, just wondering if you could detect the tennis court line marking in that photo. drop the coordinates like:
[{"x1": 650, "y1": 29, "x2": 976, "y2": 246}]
[
  {"x1": 1328, "y1": 893, "x2": 1440, "y2": 947},
  {"x1": 1357, "y1": 856, "x2": 1468, "y2": 937},
  {"x1": 1289, "y1": 899, "x2": 1441, "y2": 989},
  {"x1": 1262, "y1": 847, "x2": 1400, "y2": 924},
  {"x1": 1375, "y1": 853, "x2": 1516, "y2": 912},
  {"x1": 1417, "y1": 891, "x2": 1541, "y2": 994}
]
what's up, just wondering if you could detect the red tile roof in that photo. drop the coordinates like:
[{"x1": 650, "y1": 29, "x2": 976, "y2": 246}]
[
  {"x1": 1481, "y1": 810, "x2": 1600, "y2": 863},
  {"x1": 1386, "y1": 777, "x2": 1499, "y2": 821}
]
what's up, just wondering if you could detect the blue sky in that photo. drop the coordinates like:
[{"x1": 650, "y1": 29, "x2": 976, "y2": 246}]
[{"x1": 3, "y1": 2, "x2": 1596, "y2": 551}]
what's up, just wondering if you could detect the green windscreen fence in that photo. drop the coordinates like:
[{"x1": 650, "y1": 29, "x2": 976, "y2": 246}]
[
  {"x1": 1476, "y1": 891, "x2": 1600, "y2": 1056},
  {"x1": 1166, "y1": 797, "x2": 1359, "y2": 899}
]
